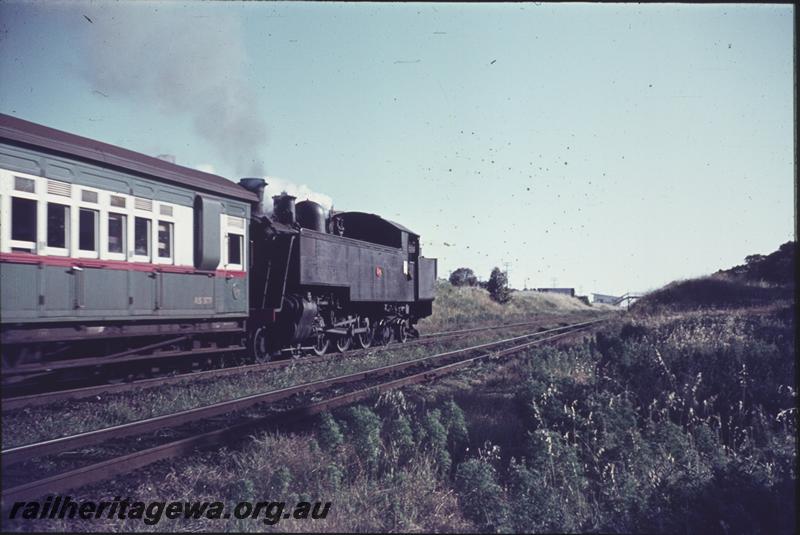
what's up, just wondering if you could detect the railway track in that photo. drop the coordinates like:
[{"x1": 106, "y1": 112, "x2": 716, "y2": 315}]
[
  {"x1": 1, "y1": 318, "x2": 605, "y2": 507},
  {"x1": 1, "y1": 313, "x2": 599, "y2": 411},
  {"x1": 2, "y1": 313, "x2": 602, "y2": 391}
]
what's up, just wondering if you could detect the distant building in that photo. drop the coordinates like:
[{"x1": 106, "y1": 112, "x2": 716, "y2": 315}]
[
  {"x1": 535, "y1": 288, "x2": 575, "y2": 297},
  {"x1": 591, "y1": 293, "x2": 620, "y2": 305}
]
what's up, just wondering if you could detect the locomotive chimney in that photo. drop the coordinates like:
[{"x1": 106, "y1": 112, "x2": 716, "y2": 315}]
[
  {"x1": 238, "y1": 177, "x2": 267, "y2": 217},
  {"x1": 272, "y1": 193, "x2": 297, "y2": 225}
]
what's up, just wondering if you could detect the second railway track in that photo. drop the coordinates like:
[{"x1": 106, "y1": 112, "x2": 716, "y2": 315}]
[{"x1": 1, "y1": 317, "x2": 606, "y2": 507}]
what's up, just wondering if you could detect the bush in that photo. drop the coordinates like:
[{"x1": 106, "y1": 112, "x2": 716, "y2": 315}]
[
  {"x1": 487, "y1": 267, "x2": 511, "y2": 304},
  {"x1": 385, "y1": 413, "x2": 416, "y2": 466},
  {"x1": 317, "y1": 412, "x2": 344, "y2": 453},
  {"x1": 440, "y1": 400, "x2": 470, "y2": 461},
  {"x1": 722, "y1": 241, "x2": 796, "y2": 286},
  {"x1": 454, "y1": 459, "x2": 509, "y2": 532},
  {"x1": 418, "y1": 409, "x2": 451, "y2": 475},
  {"x1": 342, "y1": 406, "x2": 383, "y2": 473},
  {"x1": 449, "y1": 267, "x2": 478, "y2": 287}
]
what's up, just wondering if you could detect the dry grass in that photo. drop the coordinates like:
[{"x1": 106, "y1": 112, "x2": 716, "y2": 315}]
[
  {"x1": 418, "y1": 281, "x2": 599, "y2": 332},
  {"x1": 3, "y1": 418, "x2": 474, "y2": 533}
]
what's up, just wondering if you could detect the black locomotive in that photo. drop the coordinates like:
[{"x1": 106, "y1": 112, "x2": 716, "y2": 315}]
[{"x1": 239, "y1": 179, "x2": 437, "y2": 361}]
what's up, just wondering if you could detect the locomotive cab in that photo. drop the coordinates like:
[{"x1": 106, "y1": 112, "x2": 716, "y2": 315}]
[{"x1": 328, "y1": 211, "x2": 435, "y2": 304}]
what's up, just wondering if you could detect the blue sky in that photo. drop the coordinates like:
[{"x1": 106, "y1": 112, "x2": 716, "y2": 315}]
[{"x1": 0, "y1": 2, "x2": 794, "y2": 296}]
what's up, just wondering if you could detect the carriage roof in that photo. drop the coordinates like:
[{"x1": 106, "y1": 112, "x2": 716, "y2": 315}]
[{"x1": 0, "y1": 114, "x2": 256, "y2": 203}]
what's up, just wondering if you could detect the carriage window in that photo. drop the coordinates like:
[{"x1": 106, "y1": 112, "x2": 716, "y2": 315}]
[
  {"x1": 11, "y1": 197, "x2": 37, "y2": 243},
  {"x1": 47, "y1": 203, "x2": 69, "y2": 248},
  {"x1": 228, "y1": 233, "x2": 243, "y2": 265},
  {"x1": 134, "y1": 217, "x2": 151, "y2": 257},
  {"x1": 158, "y1": 221, "x2": 173, "y2": 259},
  {"x1": 108, "y1": 213, "x2": 126, "y2": 254},
  {"x1": 79, "y1": 208, "x2": 98, "y2": 251}
]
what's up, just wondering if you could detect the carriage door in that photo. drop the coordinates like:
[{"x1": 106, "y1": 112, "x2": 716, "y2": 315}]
[{"x1": 221, "y1": 214, "x2": 247, "y2": 314}]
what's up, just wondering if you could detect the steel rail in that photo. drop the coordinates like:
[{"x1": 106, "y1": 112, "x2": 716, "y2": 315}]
[
  {"x1": 1, "y1": 345, "x2": 240, "y2": 380},
  {"x1": 1, "y1": 319, "x2": 602, "y2": 468},
  {"x1": 0, "y1": 320, "x2": 601, "y2": 506},
  {"x1": 418, "y1": 316, "x2": 574, "y2": 338},
  {"x1": 2, "y1": 314, "x2": 594, "y2": 412}
]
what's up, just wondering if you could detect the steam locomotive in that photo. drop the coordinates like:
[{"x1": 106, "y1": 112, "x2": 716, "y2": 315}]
[{"x1": 0, "y1": 114, "x2": 436, "y2": 376}]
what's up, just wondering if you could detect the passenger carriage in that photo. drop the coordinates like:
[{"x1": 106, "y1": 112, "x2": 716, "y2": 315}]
[{"x1": 0, "y1": 114, "x2": 254, "y2": 373}]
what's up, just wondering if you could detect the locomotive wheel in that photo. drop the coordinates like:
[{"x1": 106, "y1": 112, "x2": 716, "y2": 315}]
[
  {"x1": 395, "y1": 320, "x2": 409, "y2": 344},
  {"x1": 250, "y1": 326, "x2": 271, "y2": 364},
  {"x1": 335, "y1": 334, "x2": 352, "y2": 353},
  {"x1": 356, "y1": 317, "x2": 372, "y2": 349},
  {"x1": 312, "y1": 333, "x2": 329, "y2": 356},
  {"x1": 378, "y1": 322, "x2": 394, "y2": 345}
]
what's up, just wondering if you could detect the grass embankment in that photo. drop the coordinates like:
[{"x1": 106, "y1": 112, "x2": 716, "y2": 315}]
[
  {"x1": 431, "y1": 305, "x2": 796, "y2": 533},
  {"x1": 417, "y1": 280, "x2": 599, "y2": 332},
  {"x1": 633, "y1": 240, "x2": 795, "y2": 315},
  {"x1": 632, "y1": 274, "x2": 789, "y2": 314}
]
